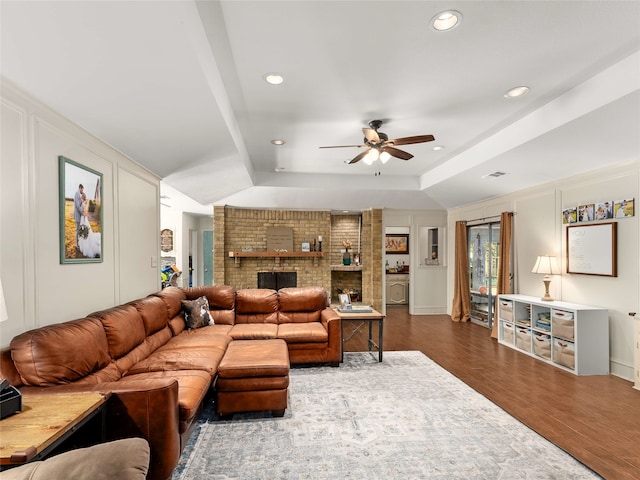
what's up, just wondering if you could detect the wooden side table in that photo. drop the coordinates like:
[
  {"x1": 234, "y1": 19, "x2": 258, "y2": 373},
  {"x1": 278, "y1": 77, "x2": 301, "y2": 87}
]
[
  {"x1": 0, "y1": 392, "x2": 109, "y2": 467},
  {"x1": 335, "y1": 308, "x2": 385, "y2": 362}
]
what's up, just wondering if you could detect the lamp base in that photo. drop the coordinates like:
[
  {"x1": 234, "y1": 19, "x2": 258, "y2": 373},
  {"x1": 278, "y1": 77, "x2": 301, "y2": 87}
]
[{"x1": 541, "y1": 277, "x2": 554, "y2": 302}]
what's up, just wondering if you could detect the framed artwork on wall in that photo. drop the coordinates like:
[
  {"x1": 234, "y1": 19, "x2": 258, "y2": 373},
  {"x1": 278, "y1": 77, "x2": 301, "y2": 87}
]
[
  {"x1": 58, "y1": 156, "x2": 103, "y2": 263},
  {"x1": 566, "y1": 222, "x2": 617, "y2": 276},
  {"x1": 614, "y1": 198, "x2": 634, "y2": 218},
  {"x1": 385, "y1": 233, "x2": 409, "y2": 254}
]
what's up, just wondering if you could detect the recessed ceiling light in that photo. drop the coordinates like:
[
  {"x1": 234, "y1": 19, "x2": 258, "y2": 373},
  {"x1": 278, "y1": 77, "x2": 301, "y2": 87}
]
[
  {"x1": 431, "y1": 10, "x2": 462, "y2": 31},
  {"x1": 271, "y1": 139, "x2": 286, "y2": 145},
  {"x1": 263, "y1": 73, "x2": 284, "y2": 85},
  {"x1": 433, "y1": 145, "x2": 444, "y2": 151},
  {"x1": 504, "y1": 86, "x2": 530, "y2": 98}
]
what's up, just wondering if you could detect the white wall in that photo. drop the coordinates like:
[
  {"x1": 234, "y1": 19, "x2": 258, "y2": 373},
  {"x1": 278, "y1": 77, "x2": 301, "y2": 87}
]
[
  {"x1": 447, "y1": 160, "x2": 640, "y2": 381},
  {"x1": 384, "y1": 209, "x2": 448, "y2": 315},
  {"x1": 0, "y1": 81, "x2": 161, "y2": 347}
]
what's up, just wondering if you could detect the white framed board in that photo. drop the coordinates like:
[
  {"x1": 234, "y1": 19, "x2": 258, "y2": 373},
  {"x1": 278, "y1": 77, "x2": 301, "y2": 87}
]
[{"x1": 566, "y1": 222, "x2": 617, "y2": 276}]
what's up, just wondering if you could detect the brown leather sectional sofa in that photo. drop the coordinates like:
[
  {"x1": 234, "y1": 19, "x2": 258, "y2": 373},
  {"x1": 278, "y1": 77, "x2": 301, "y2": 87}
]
[{"x1": 0, "y1": 286, "x2": 341, "y2": 480}]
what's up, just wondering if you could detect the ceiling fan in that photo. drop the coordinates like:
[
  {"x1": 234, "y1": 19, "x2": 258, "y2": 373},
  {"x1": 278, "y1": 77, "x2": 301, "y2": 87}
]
[{"x1": 320, "y1": 120, "x2": 435, "y2": 165}]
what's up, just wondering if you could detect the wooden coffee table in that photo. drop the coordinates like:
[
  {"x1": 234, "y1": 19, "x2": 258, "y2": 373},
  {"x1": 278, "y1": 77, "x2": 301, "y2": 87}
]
[
  {"x1": 0, "y1": 392, "x2": 109, "y2": 467},
  {"x1": 335, "y1": 308, "x2": 385, "y2": 362}
]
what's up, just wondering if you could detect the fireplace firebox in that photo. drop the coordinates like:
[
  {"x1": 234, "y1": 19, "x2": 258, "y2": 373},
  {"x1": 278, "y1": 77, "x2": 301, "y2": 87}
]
[{"x1": 257, "y1": 272, "x2": 297, "y2": 290}]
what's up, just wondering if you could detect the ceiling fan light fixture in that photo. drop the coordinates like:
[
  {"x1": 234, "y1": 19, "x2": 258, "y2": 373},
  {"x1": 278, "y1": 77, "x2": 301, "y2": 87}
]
[
  {"x1": 365, "y1": 148, "x2": 380, "y2": 164},
  {"x1": 263, "y1": 73, "x2": 284, "y2": 85},
  {"x1": 433, "y1": 145, "x2": 444, "y2": 151},
  {"x1": 379, "y1": 151, "x2": 391, "y2": 164},
  {"x1": 504, "y1": 86, "x2": 530, "y2": 98},
  {"x1": 431, "y1": 10, "x2": 462, "y2": 31}
]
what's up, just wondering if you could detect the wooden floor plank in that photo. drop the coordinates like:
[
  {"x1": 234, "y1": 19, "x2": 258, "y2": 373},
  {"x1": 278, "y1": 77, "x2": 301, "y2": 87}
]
[{"x1": 342, "y1": 306, "x2": 640, "y2": 479}]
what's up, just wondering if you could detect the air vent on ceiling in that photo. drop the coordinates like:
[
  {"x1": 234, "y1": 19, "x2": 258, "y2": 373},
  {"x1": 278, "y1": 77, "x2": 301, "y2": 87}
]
[{"x1": 482, "y1": 171, "x2": 507, "y2": 178}]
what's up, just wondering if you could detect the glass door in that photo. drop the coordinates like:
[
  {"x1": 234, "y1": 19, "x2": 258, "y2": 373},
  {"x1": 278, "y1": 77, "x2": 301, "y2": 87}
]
[{"x1": 468, "y1": 222, "x2": 501, "y2": 329}]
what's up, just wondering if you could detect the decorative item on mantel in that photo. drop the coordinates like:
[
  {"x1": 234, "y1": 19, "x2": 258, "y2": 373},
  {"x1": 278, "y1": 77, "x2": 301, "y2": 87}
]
[
  {"x1": 342, "y1": 239, "x2": 351, "y2": 265},
  {"x1": 318, "y1": 235, "x2": 323, "y2": 252}
]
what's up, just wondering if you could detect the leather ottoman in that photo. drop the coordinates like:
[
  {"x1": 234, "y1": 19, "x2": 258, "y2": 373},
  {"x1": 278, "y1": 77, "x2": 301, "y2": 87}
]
[{"x1": 215, "y1": 339, "x2": 290, "y2": 418}]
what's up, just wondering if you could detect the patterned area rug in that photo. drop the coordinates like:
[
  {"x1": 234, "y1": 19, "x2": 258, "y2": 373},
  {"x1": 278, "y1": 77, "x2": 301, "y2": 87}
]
[{"x1": 171, "y1": 351, "x2": 600, "y2": 479}]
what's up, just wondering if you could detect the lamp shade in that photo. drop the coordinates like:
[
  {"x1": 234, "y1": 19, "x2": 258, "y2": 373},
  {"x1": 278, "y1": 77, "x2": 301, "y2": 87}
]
[
  {"x1": 0, "y1": 278, "x2": 8, "y2": 323},
  {"x1": 531, "y1": 255, "x2": 560, "y2": 275}
]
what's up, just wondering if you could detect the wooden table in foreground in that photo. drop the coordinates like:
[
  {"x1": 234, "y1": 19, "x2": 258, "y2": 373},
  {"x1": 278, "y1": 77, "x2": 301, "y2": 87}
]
[
  {"x1": 334, "y1": 308, "x2": 385, "y2": 362},
  {"x1": 0, "y1": 392, "x2": 108, "y2": 467}
]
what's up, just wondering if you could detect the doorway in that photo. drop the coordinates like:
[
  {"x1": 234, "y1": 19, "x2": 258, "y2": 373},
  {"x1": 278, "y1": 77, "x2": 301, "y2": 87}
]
[
  {"x1": 203, "y1": 230, "x2": 213, "y2": 286},
  {"x1": 467, "y1": 222, "x2": 502, "y2": 329}
]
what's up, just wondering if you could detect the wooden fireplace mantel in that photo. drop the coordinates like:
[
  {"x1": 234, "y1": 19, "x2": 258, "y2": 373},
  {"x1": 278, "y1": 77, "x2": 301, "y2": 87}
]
[{"x1": 228, "y1": 251, "x2": 323, "y2": 267}]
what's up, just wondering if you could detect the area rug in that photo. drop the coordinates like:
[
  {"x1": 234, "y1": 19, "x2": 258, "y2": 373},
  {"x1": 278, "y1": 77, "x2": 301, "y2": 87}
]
[{"x1": 171, "y1": 351, "x2": 600, "y2": 479}]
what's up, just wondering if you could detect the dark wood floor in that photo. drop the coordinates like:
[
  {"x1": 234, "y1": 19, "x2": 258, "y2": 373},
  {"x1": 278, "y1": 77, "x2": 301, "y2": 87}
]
[{"x1": 342, "y1": 305, "x2": 640, "y2": 480}]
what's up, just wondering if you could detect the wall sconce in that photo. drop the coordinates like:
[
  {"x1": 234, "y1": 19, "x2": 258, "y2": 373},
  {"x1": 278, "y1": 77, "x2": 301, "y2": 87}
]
[{"x1": 531, "y1": 255, "x2": 560, "y2": 301}]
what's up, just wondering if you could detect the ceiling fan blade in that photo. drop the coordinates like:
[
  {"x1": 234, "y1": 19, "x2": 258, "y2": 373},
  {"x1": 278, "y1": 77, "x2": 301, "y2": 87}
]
[
  {"x1": 349, "y1": 149, "x2": 370, "y2": 164},
  {"x1": 362, "y1": 128, "x2": 380, "y2": 144},
  {"x1": 389, "y1": 134, "x2": 435, "y2": 146},
  {"x1": 383, "y1": 146, "x2": 413, "y2": 160},
  {"x1": 319, "y1": 144, "x2": 366, "y2": 149}
]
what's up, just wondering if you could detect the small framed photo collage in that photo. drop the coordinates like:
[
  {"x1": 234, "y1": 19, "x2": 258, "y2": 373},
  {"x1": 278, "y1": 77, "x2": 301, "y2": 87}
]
[{"x1": 562, "y1": 198, "x2": 634, "y2": 224}]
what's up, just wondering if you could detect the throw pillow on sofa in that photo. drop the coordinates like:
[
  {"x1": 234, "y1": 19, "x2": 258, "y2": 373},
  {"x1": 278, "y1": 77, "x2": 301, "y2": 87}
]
[
  {"x1": 182, "y1": 296, "x2": 213, "y2": 329},
  {"x1": 0, "y1": 438, "x2": 149, "y2": 480}
]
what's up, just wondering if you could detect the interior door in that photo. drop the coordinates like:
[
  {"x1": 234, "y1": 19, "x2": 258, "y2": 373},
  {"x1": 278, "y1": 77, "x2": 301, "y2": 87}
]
[
  {"x1": 202, "y1": 230, "x2": 213, "y2": 286},
  {"x1": 468, "y1": 222, "x2": 501, "y2": 329}
]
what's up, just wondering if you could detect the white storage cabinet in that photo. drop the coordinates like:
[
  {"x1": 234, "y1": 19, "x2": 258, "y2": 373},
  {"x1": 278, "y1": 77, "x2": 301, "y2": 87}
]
[
  {"x1": 386, "y1": 273, "x2": 408, "y2": 305},
  {"x1": 497, "y1": 294, "x2": 609, "y2": 375}
]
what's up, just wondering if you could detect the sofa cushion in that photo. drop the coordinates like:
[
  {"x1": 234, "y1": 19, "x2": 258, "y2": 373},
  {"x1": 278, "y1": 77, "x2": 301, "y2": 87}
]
[
  {"x1": 10, "y1": 319, "x2": 111, "y2": 386},
  {"x1": 161, "y1": 330, "x2": 231, "y2": 353},
  {"x1": 235, "y1": 289, "x2": 279, "y2": 324},
  {"x1": 155, "y1": 286, "x2": 187, "y2": 318},
  {"x1": 277, "y1": 323, "x2": 328, "y2": 343},
  {"x1": 126, "y1": 331, "x2": 230, "y2": 378},
  {"x1": 182, "y1": 296, "x2": 213, "y2": 329},
  {"x1": 183, "y1": 285, "x2": 236, "y2": 325},
  {"x1": 277, "y1": 286, "x2": 327, "y2": 323},
  {"x1": 113, "y1": 327, "x2": 173, "y2": 377},
  {"x1": 229, "y1": 324, "x2": 278, "y2": 340},
  {"x1": 164, "y1": 326, "x2": 232, "y2": 346},
  {"x1": 129, "y1": 296, "x2": 169, "y2": 336},
  {"x1": 74, "y1": 362, "x2": 122, "y2": 384},
  {"x1": 88, "y1": 305, "x2": 146, "y2": 360},
  {"x1": 168, "y1": 315, "x2": 186, "y2": 336}
]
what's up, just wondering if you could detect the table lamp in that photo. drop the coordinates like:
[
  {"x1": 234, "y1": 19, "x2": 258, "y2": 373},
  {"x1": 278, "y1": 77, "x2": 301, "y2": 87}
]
[{"x1": 531, "y1": 255, "x2": 560, "y2": 301}]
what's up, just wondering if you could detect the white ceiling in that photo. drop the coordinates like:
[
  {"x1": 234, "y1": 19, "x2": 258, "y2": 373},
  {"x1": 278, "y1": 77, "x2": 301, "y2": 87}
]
[{"x1": 2, "y1": 1, "x2": 639, "y2": 215}]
